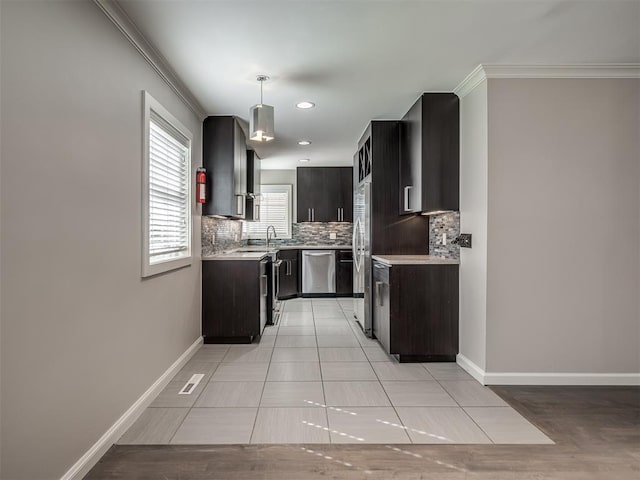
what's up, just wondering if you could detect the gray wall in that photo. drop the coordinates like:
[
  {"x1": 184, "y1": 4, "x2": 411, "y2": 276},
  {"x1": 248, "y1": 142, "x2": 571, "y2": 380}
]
[
  {"x1": 459, "y1": 81, "x2": 489, "y2": 371},
  {"x1": 1, "y1": 2, "x2": 202, "y2": 478},
  {"x1": 485, "y1": 78, "x2": 640, "y2": 374}
]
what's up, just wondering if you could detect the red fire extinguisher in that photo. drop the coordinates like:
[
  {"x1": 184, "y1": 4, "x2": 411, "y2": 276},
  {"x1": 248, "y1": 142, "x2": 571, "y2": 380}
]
[{"x1": 196, "y1": 167, "x2": 207, "y2": 204}]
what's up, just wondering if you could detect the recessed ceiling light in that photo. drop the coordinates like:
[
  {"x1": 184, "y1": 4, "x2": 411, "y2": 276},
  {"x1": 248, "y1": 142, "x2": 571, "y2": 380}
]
[
  {"x1": 296, "y1": 101, "x2": 315, "y2": 109},
  {"x1": 299, "y1": 158, "x2": 310, "y2": 163},
  {"x1": 298, "y1": 140, "x2": 312, "y2": 146}
]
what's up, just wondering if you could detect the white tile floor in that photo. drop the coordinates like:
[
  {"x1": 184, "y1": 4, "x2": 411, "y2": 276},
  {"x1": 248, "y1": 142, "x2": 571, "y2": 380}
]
[{"x1": 118, "y1": 297, "x2": 554, "y2": 445}]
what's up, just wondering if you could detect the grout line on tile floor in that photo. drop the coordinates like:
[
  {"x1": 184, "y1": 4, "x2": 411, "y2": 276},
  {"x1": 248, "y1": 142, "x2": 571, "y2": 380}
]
[
  {"x1": 369, "y1": 351, "x2": 414, "y2": 444},
  {"x1": 249, "y1": 344, "x2": 277, "y2": 441}
]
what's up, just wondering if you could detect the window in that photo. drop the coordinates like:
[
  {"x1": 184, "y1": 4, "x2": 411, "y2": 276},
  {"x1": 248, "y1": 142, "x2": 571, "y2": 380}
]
[
  {"x1": 142, "y1": 91, "x2": 193, "y2": 277},
  {"x1": 244, "y1": 185, "x2": 292, "y2": 239}
]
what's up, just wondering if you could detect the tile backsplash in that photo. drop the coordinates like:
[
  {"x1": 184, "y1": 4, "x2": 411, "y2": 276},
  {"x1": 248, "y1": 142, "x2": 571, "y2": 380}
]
[
  {"x1": 203, "y1": 213, "x2": 459, "y2": 259},
  {"x1": 202, "y1": 217, "x2": 353, "y2": 255},
  {"x1": 428, "y1": 212, "x2": 460, "y2": 260},
  {"x1": 201, "y1": 217, "x2": 245, "y2": 256},
  {"x1": 248, "y1": 222, "x2": 353, "y2": 247}
]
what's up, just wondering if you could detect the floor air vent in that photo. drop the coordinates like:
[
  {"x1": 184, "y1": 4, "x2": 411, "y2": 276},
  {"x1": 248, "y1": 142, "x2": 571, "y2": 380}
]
[{"x1": 178, "y1": 374, "x2": 204, "y2": 395}]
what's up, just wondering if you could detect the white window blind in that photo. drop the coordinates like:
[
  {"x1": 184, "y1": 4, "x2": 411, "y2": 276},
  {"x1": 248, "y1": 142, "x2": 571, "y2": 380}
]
[
  {"x1": 244, "y1": 185, "x2": 292, "y2": 239},
  {"x1": 142, "y1": 91, "x2": 193, "y2": 277},
  {"x1": 149, "y1": 114, "x2": 190, "y2": 262}
]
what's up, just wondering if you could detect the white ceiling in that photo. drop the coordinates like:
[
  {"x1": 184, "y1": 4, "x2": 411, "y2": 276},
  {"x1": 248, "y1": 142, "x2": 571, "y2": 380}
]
[{"x1": 118, "y1": 0, "x2": 640, "y2": 170}]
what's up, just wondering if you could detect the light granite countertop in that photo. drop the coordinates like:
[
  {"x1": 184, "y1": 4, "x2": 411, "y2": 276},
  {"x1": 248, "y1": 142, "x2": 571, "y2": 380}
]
[
  {"x1": 372, "y1": 255, "x2": 460, "y2": 266},
  {"x1": 202, "y1": 251, "x2": 272, "y2": 261},
  {"x1": 203, "y1": 245, "x2": 352, "y2": 261}
]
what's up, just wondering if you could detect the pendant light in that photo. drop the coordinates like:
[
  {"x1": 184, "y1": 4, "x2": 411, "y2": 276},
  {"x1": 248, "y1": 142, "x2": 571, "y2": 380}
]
[{"x1": 249, "y1": 75, "x2": 275, "y2": 142}]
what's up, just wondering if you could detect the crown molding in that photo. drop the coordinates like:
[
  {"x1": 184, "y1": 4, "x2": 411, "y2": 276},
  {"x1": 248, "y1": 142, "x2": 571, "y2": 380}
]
[
  {"x1": 453, "y1": 65, "x2": 488, "y2": 98},
  {"x1": 454, "y1": 64, "x2": 640, "y2": 98},
  {"x1": 93, "y1": 0, "x2": 206, "y2": 120}
]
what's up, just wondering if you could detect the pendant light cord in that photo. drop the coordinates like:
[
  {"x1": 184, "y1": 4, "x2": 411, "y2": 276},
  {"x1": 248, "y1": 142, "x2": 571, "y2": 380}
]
[{"x1": 260, "y1": 78, "x2": 263, "y2": 105}]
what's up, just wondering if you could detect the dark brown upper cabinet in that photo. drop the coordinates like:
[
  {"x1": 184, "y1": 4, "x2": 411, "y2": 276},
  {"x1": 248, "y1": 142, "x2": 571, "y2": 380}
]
[
  {"x1": 399, "y1": 93, "x2": 459, "y2": 215},
  {"x1": 202, "y1": 116, "x2": 247, "y2": 218},
  {"x1": 296, "y1": 167, "x2": 353, "y2": 222},
  {"x1": 245, "y1": 150, "x2": 261, "y2": 221}
]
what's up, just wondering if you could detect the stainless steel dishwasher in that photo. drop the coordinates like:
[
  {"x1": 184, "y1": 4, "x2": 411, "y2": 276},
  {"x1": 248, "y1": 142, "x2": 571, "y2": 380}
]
[{"x1": 302, "y1": 250, "x2": 336, "y2": 295}]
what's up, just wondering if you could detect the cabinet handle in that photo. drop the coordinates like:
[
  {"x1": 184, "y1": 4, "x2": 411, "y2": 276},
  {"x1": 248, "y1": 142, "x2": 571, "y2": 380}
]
[
  {"x1": 403, "y1": 186, "x2": 412, "y2": 212},
  {"x1": 337, "y1": 208, "x2": 340, "y2": 222},
  {"x1": 236, "y1": 195, "x2": 245, "y2": 216},
  {"x1": 255, "y1": 204, "x2": 260, "y2": 221},
  {"x1": 312, "y1": 208, "x2": 315, "y2": 222},
  {"x1": 286, "y1": 260, "x2": 291, "y2": 276},
  {"x1": 308, "y1": 208, "x2": 311, "y2": 222},
  {"x1": 376, "y1": 281, "x2": 383, "y2": 306},
  {"x1": 341, "y1": 207, "x2": 344, "y2": 221},
  {"x1": 261, "y1": 275, "x2": 268, "y2": 297}
]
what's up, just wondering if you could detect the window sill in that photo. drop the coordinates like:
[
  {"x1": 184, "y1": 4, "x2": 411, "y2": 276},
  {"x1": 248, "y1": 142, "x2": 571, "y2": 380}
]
[{"x1": 142, "y1": 255, "x2": 192, "y2": 278}]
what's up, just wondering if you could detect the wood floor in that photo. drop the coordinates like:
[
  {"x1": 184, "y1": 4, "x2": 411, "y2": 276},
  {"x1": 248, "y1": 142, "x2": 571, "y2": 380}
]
[{"x1": 85, "y1": 386, "x2": 640, "y2": 479}]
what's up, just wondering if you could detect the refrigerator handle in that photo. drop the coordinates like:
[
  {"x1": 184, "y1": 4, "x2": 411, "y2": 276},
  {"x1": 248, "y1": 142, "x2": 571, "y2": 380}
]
[{"x1": 352, "y1": 218, "x2": 361, "y2": 273}]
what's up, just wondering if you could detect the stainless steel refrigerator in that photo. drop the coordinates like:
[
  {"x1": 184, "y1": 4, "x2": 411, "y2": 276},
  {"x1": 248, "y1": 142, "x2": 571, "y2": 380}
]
[{"x1": 352, "y1": 181, "x2": 369, "y2": 334}]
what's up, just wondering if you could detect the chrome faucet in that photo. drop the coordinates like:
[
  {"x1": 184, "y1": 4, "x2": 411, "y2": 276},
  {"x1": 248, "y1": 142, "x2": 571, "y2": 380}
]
[{"x1": 266, "y1": 225, "x2": 277, "y2": 249}]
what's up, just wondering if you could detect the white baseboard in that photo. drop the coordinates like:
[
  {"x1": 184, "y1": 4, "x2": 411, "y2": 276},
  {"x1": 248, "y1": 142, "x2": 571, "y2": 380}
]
[
  {"x1": 456, "y1": 354, "x2": 487, "y2": 384},
  {"x1": 457, "y1": 354, "x2": 640, "y2": 386},
  {"x1": 61, "y1": 336, "x2": 203, "y2": 480}
]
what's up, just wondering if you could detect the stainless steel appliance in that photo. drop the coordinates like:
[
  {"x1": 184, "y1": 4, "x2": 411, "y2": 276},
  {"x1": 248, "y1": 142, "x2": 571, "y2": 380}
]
[
  {"x1": 352, "y1": 182, "x2": 370, "y2": 335},
  {"x1": 302, "y1": 250, "x2": 336, "y2": 295},
  {"x1": 264, "y1": 252, "x2": 282, "y2": 326},
  {"x1": 272, "y1": 258, "x2": 282, "y2": 324}
]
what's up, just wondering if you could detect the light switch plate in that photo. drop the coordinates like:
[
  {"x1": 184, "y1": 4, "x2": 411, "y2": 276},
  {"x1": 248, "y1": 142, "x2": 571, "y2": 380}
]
[{"x1": 330, "y1": 232, "x2": 337, "y2": 240}]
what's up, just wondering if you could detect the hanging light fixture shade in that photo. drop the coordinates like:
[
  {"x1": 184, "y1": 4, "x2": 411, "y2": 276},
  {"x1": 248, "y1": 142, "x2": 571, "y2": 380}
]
[{"x1": 249, "y1": 75, "x2": 275, "y2": 142}]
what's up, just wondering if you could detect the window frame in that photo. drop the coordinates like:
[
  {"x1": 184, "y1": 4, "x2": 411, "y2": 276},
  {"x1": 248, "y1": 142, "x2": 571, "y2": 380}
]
[
  {"x1": 142, "y1": 91, "x2": 194, "y2": 277},
  {"x1": 244, "y1": 184, "x2": 293, "y2": 240}
]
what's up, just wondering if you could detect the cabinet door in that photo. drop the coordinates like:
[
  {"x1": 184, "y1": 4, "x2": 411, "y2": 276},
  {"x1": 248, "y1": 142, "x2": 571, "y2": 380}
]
[
  {"x1": 202, "y1": 260, "x2": 260, "y2": 341},
  {"x1": 296, "y1": 168, "x2": 314, "y2": 222},
  {"x1": 245, "y1": 150, "x2": 261, "y2": 221},
  {"x1": 233, "y1": 120, "x2": 247, "y2": 218},
  {"x1": 339, "y1": 167, "x2": 353, "y2": 222},
  {"x1": 336, "y1": 250, "x2": 353, "y2": 295},
  {"x1": 297, "y1": 168, "x2": 329, "y2": 222},
  {"x1": 322, "y1": 168, "x2": 341, "y2": 222},
  {"x1": 277, "y1": 250, "x2": 299, "y2": 299},
  {"x1": 372, "y1": 262, "x2": 391, "y2": 353},
  {"x1": 399, "y1": 96, "x2": 422, "y2": 215}
]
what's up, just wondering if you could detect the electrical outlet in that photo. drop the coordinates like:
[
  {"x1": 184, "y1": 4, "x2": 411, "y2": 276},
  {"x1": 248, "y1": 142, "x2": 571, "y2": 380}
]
[
  {"x1": 330, "y1": 232, "x2": 337, "y2": 240},
  {"x1": 442, "y1": 233, "x2": 447, "y2": 245},
  {"x1": 457, "y1": 233, "x2": 472, "y2": 248}
]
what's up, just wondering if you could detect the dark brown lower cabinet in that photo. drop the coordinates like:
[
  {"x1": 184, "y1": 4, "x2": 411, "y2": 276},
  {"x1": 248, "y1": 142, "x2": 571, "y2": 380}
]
[
  {"x1": 277, "y1": 250, "x2": 299, "y2": 300},
  {"x1": 202, "y1": 259, "x2": 267, "y2": 343},
  {"x1": 372, "y1": 260, "x2": 459, "y2": 362},
  {"x1": 336, "y1": 249, "x2": 353, "y2": 296}
]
